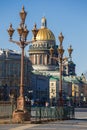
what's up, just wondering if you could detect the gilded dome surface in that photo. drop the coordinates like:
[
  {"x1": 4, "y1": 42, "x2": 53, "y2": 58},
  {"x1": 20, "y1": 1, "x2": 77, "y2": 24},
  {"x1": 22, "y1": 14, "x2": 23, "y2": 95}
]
[
  {"x1": 35, "y1": 17, "x2": 55, "y2": 41},
  {"x1": 36, "y1": 28, "x2": 55, "y2": 41}
]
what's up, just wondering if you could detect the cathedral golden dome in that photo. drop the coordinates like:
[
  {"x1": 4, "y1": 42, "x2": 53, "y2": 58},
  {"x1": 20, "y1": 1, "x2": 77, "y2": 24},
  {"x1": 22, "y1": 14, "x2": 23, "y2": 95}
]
[
  {"x1": 36, "y1": 28, "x2": 55, "y2": 41},
  {"x1": 36, "y1": 17, "x2": 55, "y2": 41}
]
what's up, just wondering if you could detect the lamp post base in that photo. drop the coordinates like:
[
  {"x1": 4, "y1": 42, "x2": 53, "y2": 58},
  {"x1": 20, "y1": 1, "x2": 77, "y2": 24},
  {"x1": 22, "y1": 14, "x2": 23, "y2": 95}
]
[
  {"x1": 12, "y1": 109, "x2": 30, "y2": 123},
  {"x1": 12, "y1": 96, "x2": 30, "y2": 123}
]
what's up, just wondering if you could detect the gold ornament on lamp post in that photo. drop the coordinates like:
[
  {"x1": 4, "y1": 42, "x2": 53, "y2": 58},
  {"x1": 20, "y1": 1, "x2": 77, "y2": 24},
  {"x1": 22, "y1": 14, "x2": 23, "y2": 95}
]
[
  {"x1": 32, "y1": 23, "x2": 38, "y2": 41},
  {"x1": 7, "y1": 6, "x2": 38, "y2": 122}
]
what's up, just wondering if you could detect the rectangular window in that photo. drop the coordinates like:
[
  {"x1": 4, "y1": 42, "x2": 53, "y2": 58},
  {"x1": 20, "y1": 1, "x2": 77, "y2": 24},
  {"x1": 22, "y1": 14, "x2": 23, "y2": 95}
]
[{"x1": 51, "y1": 83, "x2": 54, "y2": 86}]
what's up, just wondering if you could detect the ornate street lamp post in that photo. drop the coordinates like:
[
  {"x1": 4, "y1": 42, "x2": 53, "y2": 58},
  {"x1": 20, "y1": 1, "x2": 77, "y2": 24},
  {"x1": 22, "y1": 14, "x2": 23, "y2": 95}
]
[
  {"x1": 58, "y1": 32, "x2": 64, "y2": 106},
  {"x1": 7, "y1": 6, "x2": 38, "y2": 122},
  {"x1": 50, "y1": 32, "x2": 64, "y2": 106},
  {"x1": 50, "y1": 33, "x2": 73, "y2": 107}
]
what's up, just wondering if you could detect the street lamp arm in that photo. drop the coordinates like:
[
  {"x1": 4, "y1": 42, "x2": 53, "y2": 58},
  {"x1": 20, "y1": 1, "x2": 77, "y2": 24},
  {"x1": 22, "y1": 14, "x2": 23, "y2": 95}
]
[
  {"x1": 25, "y1": 39, "x2": 36, "y2": 45},
  {"x1": 50, "y1": 56, "x2": 59, "y2": 61},
  {"x1": 63, "y1": 57, "x2": 69, "y2": 61},
  {"x1": 9, "y1": 39, "x2": 36, "y2": 48},
  {"x1": 9, "y1": 39, "x2": 21, "y2": 46},
  {"x1": 62, "y1": 57, "x2": 70, "y2": 64}
]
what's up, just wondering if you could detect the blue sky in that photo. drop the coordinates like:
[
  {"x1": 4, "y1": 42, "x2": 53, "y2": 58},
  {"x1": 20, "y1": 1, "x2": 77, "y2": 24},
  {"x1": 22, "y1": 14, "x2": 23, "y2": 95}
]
[{"x1": 0, "y1": 0, "x2": 87, "y2": 76}]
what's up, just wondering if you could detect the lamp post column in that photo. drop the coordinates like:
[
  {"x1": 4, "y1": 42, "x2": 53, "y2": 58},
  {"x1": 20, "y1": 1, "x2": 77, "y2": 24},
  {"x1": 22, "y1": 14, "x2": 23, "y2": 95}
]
[
  {"x1": 58, "y1": 32, "x2": 64, "y2": 106},
  {"x1": 20, "y1": 45, "x2": 24, "y2": 97},
  {"x1": 16, "y1": 45, "x2": 25, "y2": 111},
  {"x1": 59, "y1": 56, "x2": 63, "y2": 106}
]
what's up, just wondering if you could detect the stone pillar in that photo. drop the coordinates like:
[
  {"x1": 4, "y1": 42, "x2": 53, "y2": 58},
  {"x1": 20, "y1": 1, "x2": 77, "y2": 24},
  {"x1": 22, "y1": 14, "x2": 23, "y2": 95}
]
[
  {"x1": 42, "y1": 55, "x2": 44, "y2": 65},
  {"x1": 45, "y1": 54, "x2": 47, "y2": 65},
  {"x1": 37, "y1": 54, "x2": 39, "y2": 65},
  {"x1": 34, "y1": 54, "x2": 35, "y2": 64}
]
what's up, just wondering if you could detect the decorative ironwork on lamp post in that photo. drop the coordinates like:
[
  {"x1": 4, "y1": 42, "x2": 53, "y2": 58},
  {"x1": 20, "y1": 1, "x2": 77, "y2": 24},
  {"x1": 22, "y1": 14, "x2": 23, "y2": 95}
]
[
  {"x1": 7, "y1": 6, "x2": 38, "y2": 122},
  {"x1": 50, "y1": 32, "x2": 73, "y2": 107}
]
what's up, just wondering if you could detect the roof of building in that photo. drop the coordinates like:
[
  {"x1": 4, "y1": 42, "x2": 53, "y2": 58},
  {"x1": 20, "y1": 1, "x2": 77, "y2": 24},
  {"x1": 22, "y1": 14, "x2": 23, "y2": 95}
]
[
  {"x1": 64, "y1": 76, "x2": 80, "y2": 84},
  {"x1": 49, "y1": 75, "x2": 87, "y2": 84},
  {"x1": 0, "y1": 49, "x2": 29, "y2": 60},
  {"x1": 0, "y1": 49, "x2": 21, "y2": 55},
  {"x1": 50, "y1": 75, "x2": 59, "y2": 81}
]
